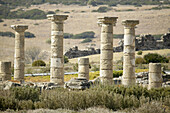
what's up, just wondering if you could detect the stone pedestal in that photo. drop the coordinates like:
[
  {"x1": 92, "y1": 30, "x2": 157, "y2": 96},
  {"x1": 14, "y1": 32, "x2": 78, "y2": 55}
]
[
  {"x1": 122, "y1": 20, "x2": 139, "y2": 86},
  {"x1": 47, "y1": 14, "x2": 68, "y2": 84},
  {"x1": 149, "y1": 63, "x2": 162, "y2": 89},
  {"x1": 0, "y1": 61, "x2": 11, "y2": 81},
  {"x1": 98, "y1": 17, "x2": 118, "y2": 83},
  {"x1": 78, "y1": 58, "x2": 89, "y2": 80},
  {"x1": 11, "y1": 25, "x2": 28, "y2": 81}
]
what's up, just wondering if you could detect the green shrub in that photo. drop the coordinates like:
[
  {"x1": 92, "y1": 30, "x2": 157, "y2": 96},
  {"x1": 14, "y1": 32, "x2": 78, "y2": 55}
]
[
  {"x1": 113, "y1": 70, "x2": 123, "y2": 77},
  {"x1": 32, "y1": 60, "x2": 46, "y2": 67},
  {"x1": 11, "y1": 87, "x2": 40, "y2": 102},
  {"x1": 46, "y1": 38, "x2": 51, "y2": 44},
  {"x1": 55, "y1": 9, "x2": 60, "y2": 12},
  {"x1": 0, "y1": 19, "x2": 3, "y2": 22},
  {"x1": 0, "y1": 32, "x2": 15, "y2": 37},
  {"x1": 47, "y1": 11, "x2": 55, "y2": 14},
  {"x1": 135, "y1": 57, "x2": 145, "y2": 64},
  {"x1": 64, "y1": 56, "x2": 69, "y2": 63},
  {"x1": 25, "y1": 32, "x2": 35, "y2": 38},
  {"x1": 81, "y1": 38, "x2": 92, "y2": 43},
  {"x1": 87, "y1": 0, "x2": 97, "y2": 6},
  {"x1": 72, "y1": 31, "x2": 95, "y2": 39},
  {"x1": 92, "y1": 6, "x2": 112, "y2": 13},
  {"x1": 137, "y1": 50, "x2": 143, "y2": 55},
  {"x1": 64, "y1": 33, "x2": 73, "y2": 39},
  {"x1": 144, "y1": 53, "x2": 169, "y2": 64}
]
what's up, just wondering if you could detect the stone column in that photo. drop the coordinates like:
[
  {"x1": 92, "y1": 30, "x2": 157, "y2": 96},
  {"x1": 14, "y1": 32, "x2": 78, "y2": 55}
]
[
  {"x1": 98, "y1": 17, "x2": 118, "y2": 83},
  {"x1": 122, "y1": 20, "x2": 139, "y2": 86},
  {"x1": 149, "y1": 63, "x2": 162, "y2": 89},
  {"x1": 47, "y1": 14, "x2": 68, "y2": 84},
  {"x1": 78, "y1": 58, "x2": 89, "y2": 80},
  {"x1": 11, "y1": 25, "x2": 28, "y2": 81},
  {"x1": 0, "y1": 61, "x2": 11, "y2": 81}
]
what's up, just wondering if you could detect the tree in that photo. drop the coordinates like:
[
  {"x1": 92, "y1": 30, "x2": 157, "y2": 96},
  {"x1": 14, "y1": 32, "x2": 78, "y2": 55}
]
[{"x1": 25, "y1": 47, "x2": 41, "y2": 64}]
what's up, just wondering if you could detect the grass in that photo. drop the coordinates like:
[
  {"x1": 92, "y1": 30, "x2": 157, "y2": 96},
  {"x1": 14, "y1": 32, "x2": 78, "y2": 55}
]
[{"x1": 11, "y1": 69, "x2": 149, "y2": 82}]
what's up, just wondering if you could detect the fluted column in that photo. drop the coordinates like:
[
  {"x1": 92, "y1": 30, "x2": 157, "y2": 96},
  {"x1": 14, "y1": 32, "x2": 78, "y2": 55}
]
[
  {"x1": 149, "y1": 63, "x2": 162, "y2": 89},
  {"x1": 78, "y1": 58, "x2": 89, "y2": 80},
  {"x1": 47, "y1": 14, "x2": 68, "y2": 84},
  {"x1": 11, "y1": 25, "x2": 28, "y2": 81},
  {"x1": 122, "y1": 20, "x2": 139, "y2": 86},
  {"x1": 98, "y1": 17, "x2": 118, "y2": 83},
  {"x1": 0, "y1": 61, "x2": 11, "y2": 81}
]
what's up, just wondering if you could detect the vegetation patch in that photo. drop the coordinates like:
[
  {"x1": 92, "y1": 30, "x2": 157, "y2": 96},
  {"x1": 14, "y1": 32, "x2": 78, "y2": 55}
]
[
  {"x1": 81, "y1": 38, "x2": 92, "y2": 43},
  {"x1": 0, "y1": 85, "x2": 169, "y2": 111},
  {"x1": 92, "y1": 6, "x2": 112, "y2": 13}
]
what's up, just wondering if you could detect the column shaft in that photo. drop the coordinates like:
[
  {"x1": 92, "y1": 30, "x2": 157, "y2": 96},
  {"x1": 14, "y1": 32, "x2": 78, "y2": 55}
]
[
  {"x1": 11, "y1": 25, "x2": 28, "y2": 82},
  {"x1": 78, "y1": 58, "x2": 89, "y2": 80},
  {"x1": 149, "y1": 63, "x2": 162, "y2": 89},
  {"x1": 122, "y1": 20, "x2": 139, "y2": 86},
  {"x1": 47, "y1": 14, "x2": 68, "y2": 84},
  {"x1": 98, "y1": 17, "x2": 118, "y2": 83},
  {"x1": 0, "y1": 61, "x2": 11, "y2": 81}
]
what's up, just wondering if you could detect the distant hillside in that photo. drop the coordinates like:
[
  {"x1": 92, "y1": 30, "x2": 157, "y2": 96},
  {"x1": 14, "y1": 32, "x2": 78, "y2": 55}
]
[{"x1": 0, "y1": 0, "x2": 170, "y2": 7}]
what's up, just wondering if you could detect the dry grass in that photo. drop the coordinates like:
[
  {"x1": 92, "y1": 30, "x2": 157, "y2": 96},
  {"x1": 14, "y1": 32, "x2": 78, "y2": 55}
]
[
  {"x1": 69, "y1": 49, "x2": 170, "y2": 64},
  {"x1": 0, "y1": 4, "x2": 170, "y2": 62}
]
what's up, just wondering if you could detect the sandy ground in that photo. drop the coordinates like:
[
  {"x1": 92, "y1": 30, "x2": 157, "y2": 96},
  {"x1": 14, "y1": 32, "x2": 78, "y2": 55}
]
[{"x1": 0, "y1": 4, "x2": 170, "y2": 62}]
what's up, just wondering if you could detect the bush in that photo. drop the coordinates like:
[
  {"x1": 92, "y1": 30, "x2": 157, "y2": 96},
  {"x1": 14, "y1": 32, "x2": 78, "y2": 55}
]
[
  {"x1": 135, "y1": 57, "x2": 145, "y2": 64},
  {"x1": 81, "y1": 38, "x2": 92, "y2": 43},
  {"x1": 72, "y1": 31, "x2": 95, "y2": 39},
  {"x1": 137, "y1": 50, "x2": 143, "y2": 55},
  {"x1": 64, "y1": 33, "x2": 73, "y2": 39},
  {"x1": 92, "y1": 6, "x2": 112, "y2": 13},
  {"x1": 32, "y1": 60, "x2": 46, "y2": 67},
  {"x1": 47, "y1": 11, "x2": 55, "y2": 14},
  {"x1": 25, "y1": 32, "x2": 35, "y2": 38},
  {"x1": 0, "y1": 32, "x2": 15, "y2": 37},
  {"x1": 144, "y1": 53, "x2": 169, "y2": 64},
  {"x1": 64, "y1": 56, "x2": 69, "y2": 63},
  {"x1": 0, "y1": 19, "x2": 3, "y2": 22},
  {"x1": 113, "y1": 70, "x2": 123, "y2": 77}
]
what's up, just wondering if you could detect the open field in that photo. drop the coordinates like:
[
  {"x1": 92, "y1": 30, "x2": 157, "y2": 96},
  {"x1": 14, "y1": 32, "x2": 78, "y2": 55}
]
[
  {"x1": 69, "y1": 49, "x2": 170, "y2": 64},
  {"x1": 0, "y1": 4, "x2": 170, "y2": 63}
]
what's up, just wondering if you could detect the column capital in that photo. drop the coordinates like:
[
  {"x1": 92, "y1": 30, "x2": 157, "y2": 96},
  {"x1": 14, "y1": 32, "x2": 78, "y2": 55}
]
[
  {"x1": 122, "y1": 20, "x2": 139, "y2": 28},
  {"x1": 11, "y1": 25, "x2": 28, "y2": 32},
  {"x1": 98, "y1": 17, "x2": 118, "y2": 26},
  {"x1": 47, "y1": 14, "x2": 68, "y2": 22}
]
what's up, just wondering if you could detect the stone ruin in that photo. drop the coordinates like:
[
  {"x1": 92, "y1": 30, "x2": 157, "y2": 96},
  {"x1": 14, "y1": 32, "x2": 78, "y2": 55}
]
[
  {"x1": 65, "y1": 33, "x2": 170, "y2": 58},
  {"x1": 114, "y1": 32, "x2": 170, "y2": 52},
  {"x1": 0, "y1": 14, "x2": 169, "y2": 91},
  {"x1": 64, "y1": 46, "x2": 100, "y2": 59}
]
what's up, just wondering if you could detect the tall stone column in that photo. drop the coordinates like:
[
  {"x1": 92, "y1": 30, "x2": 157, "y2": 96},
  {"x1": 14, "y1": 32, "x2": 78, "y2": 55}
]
[
  {"x1": 98, "y1": 17, "x2": 118, "y2": 83},
  {"x1": 0, "y1": 61, "x2": 11, "y2": 81},
  {"x1": 149, "y1": 63, "x2": 162, "y2": 89},
  {"x1": 78, "y1": 58, "x2": 89, "y2": 80},
  {"x1": 122, "y1": 20, "x2": 139, "y2": 86},
  {"x1": 47, "y1": 14, "x2": 68, "y2": 84},
  {"x1": 11, "y1": 25, "x2": 28, "y2": 81}
]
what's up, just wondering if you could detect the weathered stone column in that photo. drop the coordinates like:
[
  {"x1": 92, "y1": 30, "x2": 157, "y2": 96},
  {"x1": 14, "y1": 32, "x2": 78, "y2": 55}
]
[
  {"x1": 122, "y1": 20, "x2": 139, "y2": 86},
  {"x1": 78, "y1": 58, "x2": 89, "y2": 80},
  {"x1": 0, "y1": 61, "x2": 11, "y2": 81},
  {"x1": 47, "y1": 14, "x2": 68, "y2": 84},
  {"x1": 11, "y1": 25, "x2": 28, "y2": 81},
  {"x1": 98, "y1": 17, "x2": 118, "y2": 83},
  {"x1": 149, "y1": 63, "x2": 162, "y2": 89}
]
